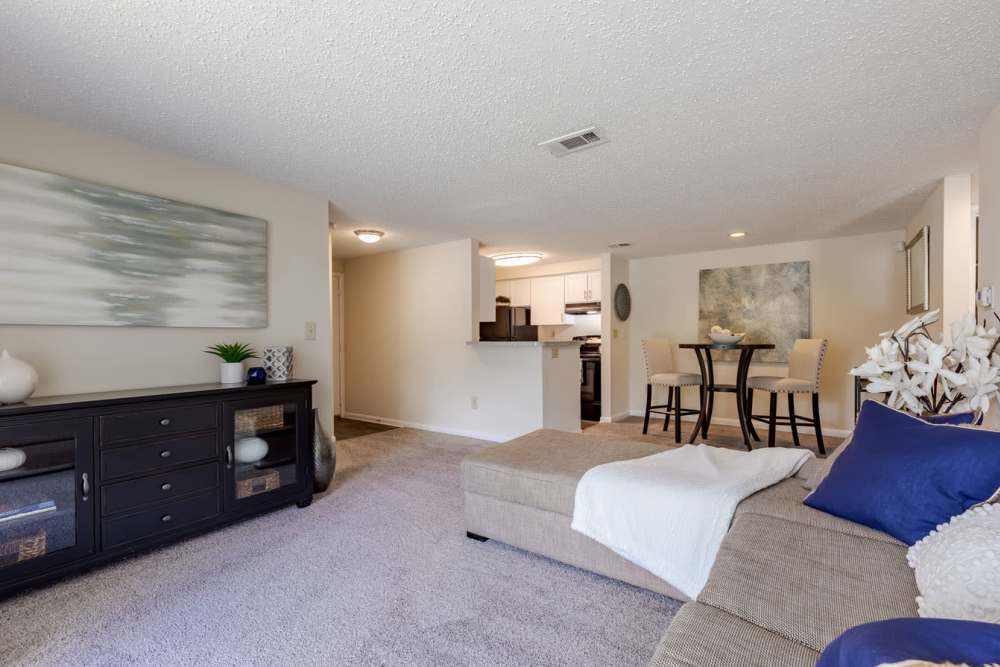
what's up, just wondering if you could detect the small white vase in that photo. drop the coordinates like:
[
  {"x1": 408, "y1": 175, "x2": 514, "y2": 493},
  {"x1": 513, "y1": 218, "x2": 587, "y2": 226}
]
[
  {"x1": 220, "y1": 362, "x2": 244, "y2": 385},
  {"x1": 0, "y1": 350, "x2": 38, "y2": 404}
]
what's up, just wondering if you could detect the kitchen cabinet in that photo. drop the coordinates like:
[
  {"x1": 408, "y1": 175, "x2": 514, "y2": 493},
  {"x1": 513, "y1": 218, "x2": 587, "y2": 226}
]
[
  {"x1": 564, "y1": 271, "x2": 602, "y2": 303},
  {"x1": 510, "y1": 279, "x2": 531, "y2": 307},
  {"x1": 530, "y1": 275, "x2": 567, "y2": 325},
  {"x1": 495, "y1": 280, "x2": 511, "y2": 302}
]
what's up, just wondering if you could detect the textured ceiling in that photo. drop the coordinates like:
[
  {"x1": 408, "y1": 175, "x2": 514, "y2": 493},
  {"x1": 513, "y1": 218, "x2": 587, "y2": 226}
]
[{"x1": 2, "y1": 1, "x2": 1000, "y2": 261}]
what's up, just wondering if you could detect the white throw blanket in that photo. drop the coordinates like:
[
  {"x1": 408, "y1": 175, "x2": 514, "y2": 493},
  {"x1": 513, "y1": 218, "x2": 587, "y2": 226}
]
[{"x1": 571, "y1": 444, "x2": 813, "y2": 599}]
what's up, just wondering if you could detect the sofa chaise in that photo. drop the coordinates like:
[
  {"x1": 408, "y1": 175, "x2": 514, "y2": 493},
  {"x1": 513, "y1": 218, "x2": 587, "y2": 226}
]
[{"x1": 460, "y1": 429, "x2": 919, "y2": 666}]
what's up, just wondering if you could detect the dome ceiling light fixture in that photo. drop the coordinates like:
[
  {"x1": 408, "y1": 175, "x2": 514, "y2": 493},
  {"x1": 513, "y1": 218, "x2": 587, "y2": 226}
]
[
  {"x1": 353, "y1": 229, "x2": 385, "y2": 244},
  {"x1": 490, "y1": 251, "x2": 544, "y2": 267}
]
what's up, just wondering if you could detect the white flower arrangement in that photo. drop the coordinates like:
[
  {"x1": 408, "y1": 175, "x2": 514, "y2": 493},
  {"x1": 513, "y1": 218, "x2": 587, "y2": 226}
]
[{"x1": 850, "y1": 310, "x2": 1000, "y2": 416}]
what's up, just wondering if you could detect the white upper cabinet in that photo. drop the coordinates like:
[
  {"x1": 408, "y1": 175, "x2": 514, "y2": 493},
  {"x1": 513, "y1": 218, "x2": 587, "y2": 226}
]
[
  {"x1": 530, "y1": 275, "x2": 567, "y2": 325},
  {"x1": 564, "y1": 271, "x2": 602, "y2": 303},
  {"x1": 495, "y1": 279, "x2": 511, "y2": 302},
  {"x1": 564, "y1": 273, "x2": 589, "y2": 304},
  {"x1": 587, "y1": 271, "x2": 602, "y2": 302},
  {"x1": 509, "y1": 279, "x2": 531, "y2": 307}
]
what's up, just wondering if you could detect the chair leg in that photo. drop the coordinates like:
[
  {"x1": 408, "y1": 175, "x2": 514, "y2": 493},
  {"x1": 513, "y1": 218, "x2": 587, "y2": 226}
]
[
  {"x1": 788, "y1": 393, "x2": 801, "y2": 448},
  {"x1": 746, "y1": 388, "x2": 761, "y2": 441},
  {"x1": 768, "y1": 392, "x2": 777, "y2": 446},
  {"x1": 812, "y1": 393, "x2": 826, "y2": 455},
  {"x1": 662, "y1": 386, "x2": 674, "y2": 432},
  {"x1": 642, "y1": 384, "x2": 652, "y2": 434},
  {"x1": 674, "y1": 387, "x2": 683, "y2": 444}
]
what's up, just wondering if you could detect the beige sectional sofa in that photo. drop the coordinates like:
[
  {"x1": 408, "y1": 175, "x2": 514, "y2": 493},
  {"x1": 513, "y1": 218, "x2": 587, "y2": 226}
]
[{"x1": 461, "y1": 429, "x2": 919, "y2": 666}]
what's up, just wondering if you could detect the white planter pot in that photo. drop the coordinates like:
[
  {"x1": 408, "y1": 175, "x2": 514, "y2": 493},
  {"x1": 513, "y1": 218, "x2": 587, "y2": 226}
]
[
  {"x1": 0, "y1": 350, "x2": 38, "y2": 404},
  {"x1": 220, "y1": 362, "x2": 244, "y2": 385}
]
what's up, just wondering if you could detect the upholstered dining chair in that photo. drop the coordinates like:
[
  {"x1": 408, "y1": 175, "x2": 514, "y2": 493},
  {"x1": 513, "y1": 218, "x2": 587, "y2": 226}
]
[
  {"x1": 641, "y1": 338, "x2": 703, "y2": 442},
  {"x1": 746, "y1": 338, "x2": 828, "y2": 454}
]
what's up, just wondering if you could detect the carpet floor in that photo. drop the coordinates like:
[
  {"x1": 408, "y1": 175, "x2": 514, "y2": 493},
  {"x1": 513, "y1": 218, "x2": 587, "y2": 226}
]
[{"x1": 0, "y1": 428, "x2": 680, "y2": 666}]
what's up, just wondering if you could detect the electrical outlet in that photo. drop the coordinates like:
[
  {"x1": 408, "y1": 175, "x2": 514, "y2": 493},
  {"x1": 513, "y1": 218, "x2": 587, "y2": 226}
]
[
  {"x1": 551, "y1": 347, "x2": 559, "y2": 359},
  {"x1": 613, "y1": 328, "x2": 620, "y2": 339},
  {"x1": 304, "y1": 321, "x2": 317, "y2": 340},
  {"x1": 470, "y1": 396, "x2": 478, "y2": 410}
]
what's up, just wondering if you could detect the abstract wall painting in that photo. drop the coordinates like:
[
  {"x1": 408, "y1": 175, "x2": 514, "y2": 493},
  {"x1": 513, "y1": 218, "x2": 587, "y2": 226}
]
[
  {"x1": 0, "y1": 161, "x2": 267, "y2": 328},
  {"x1": 698, "y1": 261, "x2": 810, "y2": 363}
]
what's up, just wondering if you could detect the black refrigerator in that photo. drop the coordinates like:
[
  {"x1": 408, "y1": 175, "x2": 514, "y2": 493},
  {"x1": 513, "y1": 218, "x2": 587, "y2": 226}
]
[{"x1": 479, "y1": 306, "x2": 538, "y2": 341}]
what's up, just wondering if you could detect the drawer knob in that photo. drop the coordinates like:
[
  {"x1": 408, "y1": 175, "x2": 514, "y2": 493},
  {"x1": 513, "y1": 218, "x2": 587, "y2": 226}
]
[
  {"x1": 160, "y1": 482, "x2": 172, "y2": 491},
  {"x1": 159, "y1": 418, "x2": 171, "y2": 426},
  {"x1": 160, "y1": 450, "x2": 172, "y2": 459},
  {"x1": 161, "y1": 514, "x2": 173, "y2": 523}
]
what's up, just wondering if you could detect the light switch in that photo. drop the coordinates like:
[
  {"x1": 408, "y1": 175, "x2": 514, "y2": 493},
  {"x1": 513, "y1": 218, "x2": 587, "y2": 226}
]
[{"x1": 304, "y1": 321, "x2": 317, "y2": 340}]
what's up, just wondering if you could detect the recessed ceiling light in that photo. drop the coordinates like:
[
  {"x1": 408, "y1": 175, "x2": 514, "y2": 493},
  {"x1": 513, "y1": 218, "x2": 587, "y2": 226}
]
[
  {"x1": 354, "y1": 229, "x2": 384, "y2": 244},
  {"x1": 491, "y1": 251, "x2": 544, "y2": 267},
  {"x1": 608, "y1": 242, "x2": 632, "y2": 248},
  {"x1": 729, "y1": 231, "x2": 747, "y2": 239}
]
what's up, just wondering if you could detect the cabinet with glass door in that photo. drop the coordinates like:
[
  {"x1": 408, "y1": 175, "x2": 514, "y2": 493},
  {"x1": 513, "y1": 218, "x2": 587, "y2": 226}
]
[
  {"x1": 222, "y1": 394, "x2": 310, "y2": 512},
  {"x1": 0, "y1": 417, "x2": 94, "y2": 586}
]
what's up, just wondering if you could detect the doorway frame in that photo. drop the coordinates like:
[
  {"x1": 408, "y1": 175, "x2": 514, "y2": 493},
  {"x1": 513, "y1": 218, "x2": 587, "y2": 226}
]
[{"x1": 332, "y1": 271, "x2": 346, "y2": 416}]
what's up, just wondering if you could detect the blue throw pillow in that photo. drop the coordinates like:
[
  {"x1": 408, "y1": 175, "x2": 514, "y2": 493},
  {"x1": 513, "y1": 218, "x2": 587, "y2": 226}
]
[
  {"x1": 817, "y1": 618, "x2": 1000, "y2": 667},
  {"x1": 922, "y1": 410, "x2": 982, "y2": 425},
  {"x1": 805, "y1": 401, "x2": 1000, "y2": 545}
]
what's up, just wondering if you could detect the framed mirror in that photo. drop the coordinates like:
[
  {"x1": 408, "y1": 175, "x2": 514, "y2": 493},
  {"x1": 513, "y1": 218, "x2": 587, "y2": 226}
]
[{"x1": 906, "y1": 225, "x2": 929, "y2": 314}]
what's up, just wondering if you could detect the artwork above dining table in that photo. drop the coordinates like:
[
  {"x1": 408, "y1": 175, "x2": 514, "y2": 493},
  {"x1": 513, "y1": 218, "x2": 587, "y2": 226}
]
[
  {"x1": 0, "y1": 161, "x2": 267, "y2": 328},
  {"x1": 698, "y1": 261, "x2": 810, "y2": 363}
]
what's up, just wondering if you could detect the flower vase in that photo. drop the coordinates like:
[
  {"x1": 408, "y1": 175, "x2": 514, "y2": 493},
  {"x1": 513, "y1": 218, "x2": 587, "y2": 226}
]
[{"x1": 313, "y1": 409, "x2": 336, "y2": 492}]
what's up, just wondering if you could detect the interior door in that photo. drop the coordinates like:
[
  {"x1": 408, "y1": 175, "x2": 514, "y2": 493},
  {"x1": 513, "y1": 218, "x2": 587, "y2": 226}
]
[{"x1": 0, "y1": 417, "x2": 94, "y2": 586}]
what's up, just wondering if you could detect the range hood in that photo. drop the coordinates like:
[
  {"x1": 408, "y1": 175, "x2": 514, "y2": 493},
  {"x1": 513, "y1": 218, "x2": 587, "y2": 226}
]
[{"x1": 565, "y1": 301, "x2": 601, "y2": 315}]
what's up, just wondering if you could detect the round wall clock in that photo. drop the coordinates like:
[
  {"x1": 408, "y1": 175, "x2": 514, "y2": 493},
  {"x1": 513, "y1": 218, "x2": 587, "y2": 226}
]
[{"x1": 614, "y1": 283, "x2": 631, "y2": 321}]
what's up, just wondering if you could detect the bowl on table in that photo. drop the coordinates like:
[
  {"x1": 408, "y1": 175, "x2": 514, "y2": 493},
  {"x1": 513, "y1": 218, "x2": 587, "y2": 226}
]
[{"x1": 708, "y1": 332, "x2": 746, "y2": 345}]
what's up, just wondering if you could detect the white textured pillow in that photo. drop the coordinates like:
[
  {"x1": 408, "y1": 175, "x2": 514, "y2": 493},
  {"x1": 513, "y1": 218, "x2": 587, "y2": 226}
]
[{"x1": 906, "y1": 504, "x2": 1000, "y2": 622}]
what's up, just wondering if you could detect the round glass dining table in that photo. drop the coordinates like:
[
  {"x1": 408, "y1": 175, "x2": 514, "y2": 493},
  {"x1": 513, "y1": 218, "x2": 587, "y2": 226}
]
[{"x1": 677, "y1": 342, "x2": 774, "y2": 449}]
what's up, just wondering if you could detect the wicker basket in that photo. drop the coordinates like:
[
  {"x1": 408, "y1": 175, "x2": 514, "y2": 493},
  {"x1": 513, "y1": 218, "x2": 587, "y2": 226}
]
[
  {"x1": 236, "y1": 469, "x2": 281, "y2": 499},
  {"x1": 235, "y1": 405, "x2": 284, "y2": 434},
  {"x1": 0, "y1": 529, "x2": 47, "y2": 566}
]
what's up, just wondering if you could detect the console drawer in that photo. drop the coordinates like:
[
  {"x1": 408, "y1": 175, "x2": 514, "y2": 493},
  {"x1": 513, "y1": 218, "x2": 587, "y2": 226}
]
[
  {"x1": 100, "y1": 403, "x2": 217, "y2": 445},
  {"x1": 102, "y1": 462, "x2": 220, "y2": 515},
  {"x1": 101, "y1": 432, "x2": 218, "y2": 481},
  {"x1": 102, "y1": 490, "x2": 220, "y2": 549}
]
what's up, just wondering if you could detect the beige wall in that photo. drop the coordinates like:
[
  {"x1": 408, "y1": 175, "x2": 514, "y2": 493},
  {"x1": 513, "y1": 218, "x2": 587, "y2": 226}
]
[
  {"x1": 343, "y1": 239, "x2": 578, "y2": 440},
  {"x1": 978, "y1": 105, "x2": 1000, "y2": 324},
  {"x1": 628, "y1": 230, "x2": 906, "y2": 433},
  {"x1": 0, "y1": 107, "x2": 335, "y2": 431},
  {"x1": 905, "y1": 175, "x2": 975, "y2": 338}
]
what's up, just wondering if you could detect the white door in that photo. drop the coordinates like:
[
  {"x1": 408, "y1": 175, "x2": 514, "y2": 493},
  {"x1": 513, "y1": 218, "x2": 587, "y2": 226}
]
[
  {"x1": 564, "y1": 273, "x2": 588, "y2": 303},
  {"x1": 510, "y1": 279, "x2": 531, "y2": 307},
  {"x1": 587, "y1": 271, "x2": 602, "y2": 302},
  {"x1": 331, "y1": 273, "x2": 345, "y2": 416}
]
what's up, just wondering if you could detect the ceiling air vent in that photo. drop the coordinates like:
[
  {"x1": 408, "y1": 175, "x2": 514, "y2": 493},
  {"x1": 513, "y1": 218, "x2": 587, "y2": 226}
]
[{"x1": 537, "y1": 126, "x2": 608, "y2": 157}]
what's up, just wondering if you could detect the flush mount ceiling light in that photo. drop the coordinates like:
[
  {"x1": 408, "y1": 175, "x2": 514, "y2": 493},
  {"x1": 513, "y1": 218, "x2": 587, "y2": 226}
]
[
  {"x1": 608, "y1": 242, "x2": 632, "y2": 248},
  {"x1": 353, "y1": 229, "x2": 384, "y2": 244},
  {"x1": 728, "y1": 231, "x2": 747, "y2": 239},
  {"x1": 491, "y1": 251, "x2": 544, "y2": 267}
]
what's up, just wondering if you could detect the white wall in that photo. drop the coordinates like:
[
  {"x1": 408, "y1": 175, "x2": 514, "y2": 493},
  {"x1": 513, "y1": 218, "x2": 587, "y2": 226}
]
[
  {"x1": 628, "y1": 230, "x2": 905, "y2": 433},
  {"x1": 344, "y1": 239, "x2": 572, "y2": 440},
  {"x1": 905, "y1": 174, "x2": 975, "y2": 337},
  {"x1": 0, "y1": 107, "x2": 334, "y2": 431},
  {"x1": 978, "y1": 105, "x2": 1000, "y2": 324},
  {"x1": 601, "y1": 253, "x2": 630, "y2": 420}
]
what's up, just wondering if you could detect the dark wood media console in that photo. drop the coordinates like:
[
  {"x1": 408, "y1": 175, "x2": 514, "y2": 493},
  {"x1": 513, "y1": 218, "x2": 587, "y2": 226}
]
[{"x1": 0, "y1": 380, "x2": 316, "y2": 598}]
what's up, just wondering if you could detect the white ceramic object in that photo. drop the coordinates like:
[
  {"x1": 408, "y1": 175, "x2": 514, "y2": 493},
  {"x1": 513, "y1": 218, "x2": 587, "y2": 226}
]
[
  {"x1": 0, "y1": 447, "x2": 27, "y2": 473},
  {"x1": 708, "y1": 332, "x2": 746, "y2": 344},
  {"x1": 0, "y1": 350, "x2": 38, "y2": 404},
  {"x1": 220, "y1": 362, "x2": 244, "y2": 384},
  {"x1": 235, "y1": 436, "x2": 269, "y2": 463}
]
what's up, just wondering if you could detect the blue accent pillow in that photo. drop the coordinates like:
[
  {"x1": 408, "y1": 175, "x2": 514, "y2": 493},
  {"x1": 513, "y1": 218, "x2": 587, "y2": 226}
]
[
  {"x1": 805, "y1": 401, "x2": 1000, "y2": 544},
  {"x1": 817, "y1": 618, "x2": 1000, "y2": 667},
  {"x1": 922, "y1": 410, "x2": 981, "y2": 425}
]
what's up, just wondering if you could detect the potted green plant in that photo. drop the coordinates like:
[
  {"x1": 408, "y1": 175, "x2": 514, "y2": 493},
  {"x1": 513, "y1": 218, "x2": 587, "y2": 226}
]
[{"x1": 205, "y1": 343, "x2": 258, "y2": 384}]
